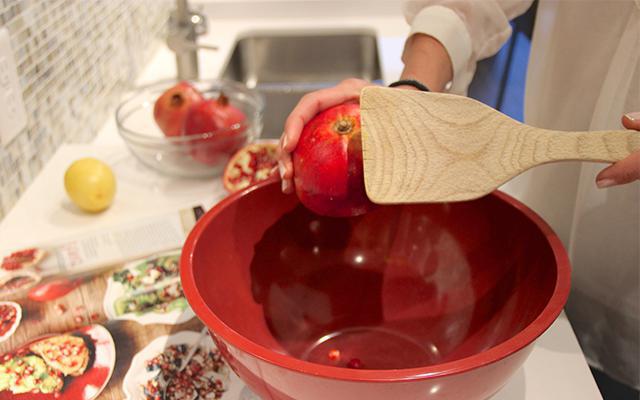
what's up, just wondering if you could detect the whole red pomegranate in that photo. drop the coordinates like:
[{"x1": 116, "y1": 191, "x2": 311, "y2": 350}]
[
  {"x1": 153, "y1": 81, "x2": 204, "y2": 137},
  {"x1": 293, "y1": 103, "x2": 375, "y2": 217},
  {"x1": 183, "y1": 93, "x2": 248, "y2": 165}
]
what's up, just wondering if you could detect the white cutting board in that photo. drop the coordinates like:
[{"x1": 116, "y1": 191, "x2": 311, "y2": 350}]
[{"x1": 0, "y1": 144, "x2": 226, "y2": 253}]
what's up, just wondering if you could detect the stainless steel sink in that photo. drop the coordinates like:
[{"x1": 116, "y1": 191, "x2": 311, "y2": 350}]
[{"x1": 221, "y1": 30, "x2": 382, "y2": 138}]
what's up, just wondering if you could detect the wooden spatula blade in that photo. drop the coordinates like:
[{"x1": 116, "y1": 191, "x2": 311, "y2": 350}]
[
  {"x1": 360, "y1": 87, "x2": 516, "y2": 203},
  {"x1": 360, "y1": 86, "x2": 639, "y2": 204}
]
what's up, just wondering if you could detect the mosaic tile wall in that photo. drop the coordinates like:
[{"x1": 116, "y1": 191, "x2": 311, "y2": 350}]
[{"x1": 0, "y1": 0, "x2": 172, "y2": 219}]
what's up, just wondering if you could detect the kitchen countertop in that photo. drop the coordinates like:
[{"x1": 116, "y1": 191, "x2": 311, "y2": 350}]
[{"x1": 0, "y1": 4, "x2": 603, "y2": 400}]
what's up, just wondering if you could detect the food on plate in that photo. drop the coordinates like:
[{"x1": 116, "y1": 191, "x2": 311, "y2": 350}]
[
  {"x1": 1, "y1": 248, "x2": 46, "y2": 271},
  {"x1": 114, "y1": 281, "x2": 187, "y2": 316},
  {"x1": 142, "y1": 343, "x2": 227, "y2": 400},
  {"x1": 0, "y1": 270, "x2": 41, "y2": 298},
  {"x1": 0, "y1": 302, "x2": 21, "y2": 342},
  {"x1": 112, "y1": 253, "x2": 180, "y2": 291},
  {"x1": 106, "y1": 252, "x2": 193, "y2": 324},
  {"x1": 223, "y1": 141, "x2": 279, "y2": 193},
  {"x1": 153, "y1": 81, "x2": 205, "y2": 137},
  {"x1": 0, "y1": 325, "x2": 114, "y2": 399},
  {"x1": 29, "y1": 334, "x2": 90, "y2": 377},
  {"x1": 183, "y1": 93, "x2": 248, "y2": 165},
  {"x1": 64, "y1": 157, "x2": 116, "y2": 213},
  {"x1": 293, "y1": 103, "x2": 375, "y2": 217},
  {"x1": 0, "y1": 354, "x2": 64, "y2": 394}
]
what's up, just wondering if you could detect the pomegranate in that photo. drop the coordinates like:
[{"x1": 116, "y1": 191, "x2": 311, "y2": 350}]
[
  {"x1": 223, "y1": 141, "x2": 278, "y2": 193},
  {"x1": 293, "y1": 103, "x2": 375, "y2": 217},
  {"x1": 153, "y1": 81, "x2": 204, "y2": 137},
  {"x1": 183, "y1": 93, "x2": 248, "y2": 165}
]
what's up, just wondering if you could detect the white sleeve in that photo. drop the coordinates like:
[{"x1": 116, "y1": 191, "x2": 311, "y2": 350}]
[{"x1": 404, "y1": 0, "x2": 534, "y2": 93}]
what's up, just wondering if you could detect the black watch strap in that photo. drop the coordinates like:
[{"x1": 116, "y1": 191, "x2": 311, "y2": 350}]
[{"x1": 388, "y1": 79, "x2": 431, "y2": 92}]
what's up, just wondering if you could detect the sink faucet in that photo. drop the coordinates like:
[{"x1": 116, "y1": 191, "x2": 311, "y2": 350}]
[{"x1": 167, "y1": 0, "x2": 217, "y2": 80}]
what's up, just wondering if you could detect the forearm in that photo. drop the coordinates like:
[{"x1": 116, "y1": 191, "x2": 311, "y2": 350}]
[
  {"x1": 403, "y1": 1, "x2": 533, "y2": 93},
  {"x1": 399, "y1": 33, "x2": 453, "y2": 92}
]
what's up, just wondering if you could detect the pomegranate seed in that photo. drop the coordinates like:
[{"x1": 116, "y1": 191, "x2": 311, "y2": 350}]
[
  {"x1": 1, "y1": 260, "x2": 21, "y2": 270},
  {"x1": 328, "y1": 349, "x2": 341, "y2": 362},
  {"x1": 74, "y1": 315, "x2": 84, "y2": 324},
  {"x1": 54, "y1": 304, "x2": 67, "y2": 315},
  {"x1": 90, "y1": 312, "x2": 100, "y2": 321},
  {"x1": 346, "y1": 358, "x2": 364, "y2": 369}
]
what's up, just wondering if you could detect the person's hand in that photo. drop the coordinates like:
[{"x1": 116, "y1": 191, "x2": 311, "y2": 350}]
[
  {"x1": 276, "y1": 78, "x2": 375, "y2": 194},
  {"x1": 595, "y1": 112, "x2": 640, "y2": 188}
]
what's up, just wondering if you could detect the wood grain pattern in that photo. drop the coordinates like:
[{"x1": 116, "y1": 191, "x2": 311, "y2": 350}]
[{"x1": 360, "y1": 87, "x2": 640, "y2": 203}]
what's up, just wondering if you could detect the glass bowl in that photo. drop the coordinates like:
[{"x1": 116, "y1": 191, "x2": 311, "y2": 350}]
[{"x1": 116, "y1": 79, "x2": 264, "y2": 178}]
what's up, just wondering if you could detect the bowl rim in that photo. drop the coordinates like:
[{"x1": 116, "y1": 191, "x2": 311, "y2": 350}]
[
  {"x1": 115, "y1": 78, "x2": 264, "y2": 144},
  {"x1": 181, "y1": 178, "x2": 571, "y2": 382}
]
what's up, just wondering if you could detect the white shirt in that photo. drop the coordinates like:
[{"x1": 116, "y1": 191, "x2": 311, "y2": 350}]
[{"x1": 406, "y1": 0, "x2": 640, "y2": 389}]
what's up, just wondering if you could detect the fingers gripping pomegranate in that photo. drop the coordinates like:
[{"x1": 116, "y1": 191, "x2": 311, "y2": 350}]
[
  {"x1": 153, "y1": 81, "x2": 204, "y2": 137},
  {"x1": 292, "y1": 103, "x2": 375, "y2": 217}
]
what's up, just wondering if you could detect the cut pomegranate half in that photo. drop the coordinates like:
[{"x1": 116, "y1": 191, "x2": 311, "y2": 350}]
[{"x1": 223, "y1": 141, "x2": 279, "y2": 193}]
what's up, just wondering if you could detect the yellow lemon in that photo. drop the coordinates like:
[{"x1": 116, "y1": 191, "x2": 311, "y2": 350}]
[{"x1": 64, "y1": 158, "x2": 116, "y2": 212}]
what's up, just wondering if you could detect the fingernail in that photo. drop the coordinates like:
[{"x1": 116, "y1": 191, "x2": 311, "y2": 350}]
[
  {"x1": 281, "y1": 179, "x2": 290, "y2": 193},
  {"x1": 278, "y1": 162, "x2": 286, "y2": 179},
  {"x1": 624, "y1": 111, "x2": 640, "y2": 121},
  {"x1": 596, "y1": 178, "x2": 616, "y2": 188}
]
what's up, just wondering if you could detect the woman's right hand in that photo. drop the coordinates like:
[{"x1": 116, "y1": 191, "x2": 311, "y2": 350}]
[{"x1": 276, "y1": 78, "x2": 375, "y2": 193}]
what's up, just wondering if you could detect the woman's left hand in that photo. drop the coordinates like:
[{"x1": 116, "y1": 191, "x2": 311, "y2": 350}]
[{"x1": 595, "y1": 112, "x2": 640, "y2": 188}]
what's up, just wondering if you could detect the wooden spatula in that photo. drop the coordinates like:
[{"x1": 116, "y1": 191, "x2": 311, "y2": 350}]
[{"x1": 360, "y1": 87, "x2": 640, "y2": 203}]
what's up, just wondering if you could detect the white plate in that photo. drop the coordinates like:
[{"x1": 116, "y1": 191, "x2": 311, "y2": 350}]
[
  {"x1": 122, "y1": 330, "x2": 246, "y2": 400},
  {"x1": 102, "y1": 251, "x2": 194, "y2": 325}
]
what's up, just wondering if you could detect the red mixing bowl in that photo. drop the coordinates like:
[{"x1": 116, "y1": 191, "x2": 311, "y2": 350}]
[{"x1": 181, "y1": 179, "x2": 570, "y2": 400}]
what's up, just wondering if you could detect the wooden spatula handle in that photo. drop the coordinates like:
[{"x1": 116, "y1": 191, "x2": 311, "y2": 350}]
[
  {"x1": 525, "y1": 128, "x2": 640, "y2": 164},
  {"x1": 360, "y1": 87, "x2": 640, "y2": 203}
]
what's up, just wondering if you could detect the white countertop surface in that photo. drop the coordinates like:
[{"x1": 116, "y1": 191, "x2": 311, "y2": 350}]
[{"x1": 0, "y1": 4, "x2": 603, "y2": 399}]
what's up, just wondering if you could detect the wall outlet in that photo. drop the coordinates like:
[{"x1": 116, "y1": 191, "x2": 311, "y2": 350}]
[{"x1": 0, "y1": 28, "x2": 28, "y2": 146}]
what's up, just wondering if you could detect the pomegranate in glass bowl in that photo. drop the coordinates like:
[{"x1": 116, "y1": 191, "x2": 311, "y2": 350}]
[{"x1": 116, "y1": 79, "x2": 264, "y2": 178}]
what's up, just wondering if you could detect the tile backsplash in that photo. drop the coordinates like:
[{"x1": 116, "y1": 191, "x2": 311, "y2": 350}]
[{"x1": 0, "y1": 0, "x2": 172, "y2": 219}]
